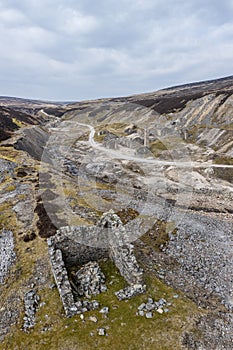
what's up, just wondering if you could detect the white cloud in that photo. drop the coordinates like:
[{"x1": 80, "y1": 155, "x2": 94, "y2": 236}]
[
  {"x1": 0, "y1": 0, "x2": 232, "y2": 100},
  {"x1": 58, "y1": 7, "x2": 98, "y2": 35},
  {"x1": 0, "y1": 7, "x2": 26, "y2": 25}
]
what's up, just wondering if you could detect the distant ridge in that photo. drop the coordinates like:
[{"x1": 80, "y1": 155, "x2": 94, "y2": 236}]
[
  {"x1": 164, "y1": 75, "x2": 233, "y2": 91},
  {"x1": 1, "y1": 75, "x2": 233, "y2": 104}
]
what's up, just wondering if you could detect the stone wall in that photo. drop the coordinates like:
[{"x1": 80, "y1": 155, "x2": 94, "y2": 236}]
[
  {"x1": 50, "y1": 226, "x2": 109, "y2": 266},
  {"x1": 47, "y1": 211, "x2": 146, "y2": 316},
  {"x1": 0, "y1": 229, "x2": 16, "y2": 284},
  {"x1": 109, "y1": 244, "x2": 144, "y2": 285},
  {"x1": 47, "y1": 241, "x2": 75, "y2": 317}
]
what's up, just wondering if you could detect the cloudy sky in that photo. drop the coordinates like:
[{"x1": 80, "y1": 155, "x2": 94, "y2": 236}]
[{"x1": 0, "y1": 0, "x2": 233, "y2": 101}]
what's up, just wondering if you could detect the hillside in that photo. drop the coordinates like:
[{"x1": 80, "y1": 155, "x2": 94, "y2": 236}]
[{"x1": 0, "y1": 76, "x2": 232, "y2": 350}]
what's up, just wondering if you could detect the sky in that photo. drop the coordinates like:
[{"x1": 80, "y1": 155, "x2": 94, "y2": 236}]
[{"x1": 0, "y1": 0, "x2": 233, "y2": 101}]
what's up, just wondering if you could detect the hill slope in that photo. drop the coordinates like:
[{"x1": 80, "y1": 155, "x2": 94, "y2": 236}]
[{"x1": 0, "y1": 76, "x2": 232, "y2": 350}]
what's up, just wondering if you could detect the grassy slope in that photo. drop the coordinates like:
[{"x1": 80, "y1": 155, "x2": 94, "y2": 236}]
[{"x1": 1, "y1": 259, "x2": 203, "y2": 350}]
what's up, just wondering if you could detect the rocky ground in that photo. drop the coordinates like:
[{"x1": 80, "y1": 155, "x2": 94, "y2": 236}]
[{"x1": 0, "y1": 76, "x2": 232, "y2": 349}]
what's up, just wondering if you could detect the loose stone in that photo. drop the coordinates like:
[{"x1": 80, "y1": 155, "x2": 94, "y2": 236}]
[{"x1": 98, "y1": 328, "x2": 106, "y2": 336}]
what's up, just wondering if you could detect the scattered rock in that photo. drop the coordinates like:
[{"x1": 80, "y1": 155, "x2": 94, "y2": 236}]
[
  {"x1": 137, "y1": 297, "x2": 169, "y2": 318},
  {"x1": 97, "y1": 328, "x2": 106, "y2": 336},
  {"x1": 157, "y1": 308, "x2": 164, "y2": 314},
  {"x1": 73, "y1": 299, "x2": 100, "y2": 315},
  {"x1": 115, "y1": 284, "x2": 146, "y2": 301},
  {"x1": 99, "y1": 307, "x2": 109, "y2": 314}
]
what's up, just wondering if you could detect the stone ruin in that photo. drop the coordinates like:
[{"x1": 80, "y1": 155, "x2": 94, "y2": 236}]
[
  {"x1": 74, "y1": 261, "x2": 107, "y2": 298},
  {"x1": 0, "y1": 229, "x2": 16, "y2": 284},
  {"x1": 47, "y1": 210, "x2": 146, "y2": 317}
]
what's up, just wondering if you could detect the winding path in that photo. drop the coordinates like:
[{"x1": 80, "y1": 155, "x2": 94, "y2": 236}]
[{"x1": 77, "y1": 122, "x2": 233, "y2": 169}]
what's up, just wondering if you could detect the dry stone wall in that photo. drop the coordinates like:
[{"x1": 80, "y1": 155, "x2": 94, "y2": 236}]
[
  {"x1": 47, "y1": 211, "x2": 146, "y2": 317},
  {"x1": 109, "y1": 244, "x2": 144, "y2": 285},
  {"x1": 0, "y1": 229, "x2": 16, "y2": 284},
  {"x1": 47, "y1": 241, "x2": 76, "y2": 317},
  {"x1": 52, "y1": 226, "x2": 109, "y2": 265}
]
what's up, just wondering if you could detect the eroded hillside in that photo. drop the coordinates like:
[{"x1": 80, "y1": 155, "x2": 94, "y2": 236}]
[{"x1": 0, "y1": 77, "x2": 232, "y2": 350}]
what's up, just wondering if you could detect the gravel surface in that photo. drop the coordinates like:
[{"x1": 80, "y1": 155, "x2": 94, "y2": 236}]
[{"x1": 165, "y1": 212, "x2": 233, "y2": 311}]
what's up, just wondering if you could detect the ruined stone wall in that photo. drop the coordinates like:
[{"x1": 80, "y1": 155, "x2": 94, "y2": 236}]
[
  {"x1": 48, "y1": 238, "x2": 101, "y2": 317},
  {"x1": 0, "y1": 229, "x2": 16, "y2": 284},
  {"x1": 109, "y1": 244, "x2": 144, "y2": 286},
  {"x1": 51, "y1": 226, "x2": 108, "y2": 266},
  {"x1": 47, "y1": 240, "x2": 75, "y2": 317},
  {"x1": 47, "y1": 211, "x2": 146, "y2": 316}
]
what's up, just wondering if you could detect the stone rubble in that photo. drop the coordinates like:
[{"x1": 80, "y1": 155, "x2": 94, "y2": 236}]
[
  {"x1": 115, "y1": 284, "x2": 146, "y2": 301},
  {"x1": 137, "y1": 297, "x2": 169, "y2": 318},
  {"x1": 23, "y1": 290, "x2": 40, "y2": 331},
  {"x1": 73, "y1": 299, "x2": 100, "y2": 315},
  {"x1": 0, "y1": 229, "x2": 16, "y2": 284},
  {"x1": 165, "y1": 214, "x2": 233, "y2": 311},
  {"x1": 74, "y1": 261, "x2": 107, "y2": 298}
]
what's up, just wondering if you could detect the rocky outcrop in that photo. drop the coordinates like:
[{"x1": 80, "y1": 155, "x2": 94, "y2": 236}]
[
  {"x1": 0, "y1": 159, "x2": 16, "y2": 185},
  {"x1": 14, "y1": 126, "x2": 49, "y2": 161}
]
